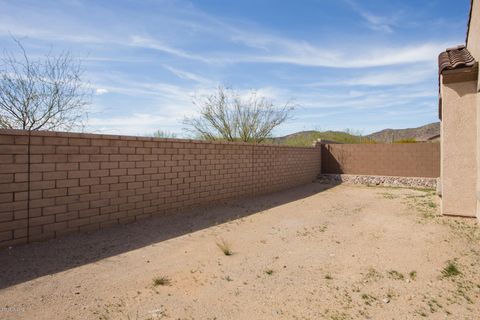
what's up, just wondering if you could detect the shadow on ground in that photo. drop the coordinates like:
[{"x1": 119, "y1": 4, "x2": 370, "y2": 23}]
[{"x1": 0, "y1": 182, "x2": 338, "y2": 290}]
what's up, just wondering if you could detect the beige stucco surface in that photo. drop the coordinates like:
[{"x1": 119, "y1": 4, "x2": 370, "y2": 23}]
[
  {"x1": 440, "y1": 0, "x2": 480, "y2": 220},
  {"x1": 477, "y1": 91, "x2": 480, "y2": 219},
  {"x1": 469, "y1": 0, "x2": 480, "y2": 219},
  {"x1": 468, "y1": 0, "x2": 480, "y2": 61},
  {"x1": 441, "y1": 80, "x2": 477, "y2": 217}
]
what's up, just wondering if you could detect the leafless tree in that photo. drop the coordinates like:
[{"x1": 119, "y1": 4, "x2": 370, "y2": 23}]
[
  {"x1": 0, "y1": 39, "x2": 91, "y2": 131},
  {"x1": 183, "y1": 86, "x2": 293, "y2": 143}
]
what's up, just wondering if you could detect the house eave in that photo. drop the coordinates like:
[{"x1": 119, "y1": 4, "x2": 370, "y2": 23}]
[{"x1": 441, "y1": 64, "x2": 478, "y2": 84}]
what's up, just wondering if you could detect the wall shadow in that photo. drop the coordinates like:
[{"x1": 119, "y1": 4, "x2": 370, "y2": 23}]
[
  {"x1": 0, "y1": 182, "x2": 339, "y2": 290},
  {"x1": 321, "y1": 144, "x2": 344, "y2": 173}
]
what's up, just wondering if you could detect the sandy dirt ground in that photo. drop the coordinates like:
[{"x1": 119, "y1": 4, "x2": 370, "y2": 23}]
[{"x1": 0, "y1": 183, "x2": 479, "y2": 320}]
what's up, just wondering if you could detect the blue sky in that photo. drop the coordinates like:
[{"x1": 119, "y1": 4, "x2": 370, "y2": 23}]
[{"x1": 0, "y1": 0, "x2": 471, "y2": 136}]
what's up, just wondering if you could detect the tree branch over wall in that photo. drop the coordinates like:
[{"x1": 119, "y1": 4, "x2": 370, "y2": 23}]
[
  {"x1": 0, "y1": 38, "x2": 91, "y2": 131},
  {"x1": 183, "y1": 86, "x2": 294, "y2": 143}
]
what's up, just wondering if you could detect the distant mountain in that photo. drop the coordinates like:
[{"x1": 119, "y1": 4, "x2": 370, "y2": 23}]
[
  {"x1": 366, "y1": 122, "x2": 440, "y2": 143},
  {"x1": 270, "y1": 122, "x2": 440, "y2": 146},
  {"x1": 269, "y1": 130, "x2": 373, "y2": 146}
]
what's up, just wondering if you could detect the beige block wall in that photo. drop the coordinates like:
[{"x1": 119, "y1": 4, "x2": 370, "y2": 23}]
[
  {"x1": 321, "y1": 143, "x2": 440, "y2": 178},
  {"x1": 441, "y1": 79, "x2": 478, "y2": 217},
  {"x1": 0, "y1": 129, "x2": 321, "y2": 248}
]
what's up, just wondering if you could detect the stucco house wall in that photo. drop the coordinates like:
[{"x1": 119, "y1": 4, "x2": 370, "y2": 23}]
[
  {"x1": 440, "y1": 76, "x2": 478, "y2": 217},
  {"x1": 477, "y1": 91, "x2": 480, "y2": 219},
  {"x1": 467, "y1": 0, "x2": 480, "y2": 219},
  {"x1": 471, "y1": 0, "x2": 480, "y2": 220},
  {"x1": 468, "y1": 0, "x2": 480, "y2": 60},
  {"x1": 439, "y1": 0, "x2": 480, "y2": 219}
]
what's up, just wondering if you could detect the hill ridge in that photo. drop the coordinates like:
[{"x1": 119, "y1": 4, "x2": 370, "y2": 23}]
[{"x1": 271, "y1": 122, "x2": 440, "y2": 146}]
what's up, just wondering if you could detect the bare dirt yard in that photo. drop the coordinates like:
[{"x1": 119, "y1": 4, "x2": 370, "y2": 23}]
[{"x1": 0, "y1": 183, "x2": 479, "y2": 320}]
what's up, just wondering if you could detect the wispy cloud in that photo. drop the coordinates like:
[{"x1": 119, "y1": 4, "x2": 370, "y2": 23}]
[
  {"x1": 87, "y1": 113, "x2": 175, "y2": 136},
  {"x1": 163, "y1": 65, "x2": 212, "y2": 84},
  {"x1": 344, "y1": 68, "x2": 434, "y2": 86},
  {"x1": 236, "y1": 42, "x2": 447, "y2": 68},
  {"x1": 94, "y1": 88, "x2": 109, "y2": 95},
  {"x1": 345, "y1": 0, "x2": 398, "y2": 33},
  {"x1": 127, "y1": 35, "x2": 212, "y2": 63},
  {"x1": 187, "y1": 20, "x2": 450, "y2": 68},
  {"x1": 306, "y1": 66, "x2": 435, "y2": 87}
]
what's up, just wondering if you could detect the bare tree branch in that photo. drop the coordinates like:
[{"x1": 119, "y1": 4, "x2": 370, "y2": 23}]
[
  {"x1": 0, "y1": 38, "x2": 91, "y2": 131},
  {"x1": 184, "y1": 86, "x2": 294, "y2": 143}
]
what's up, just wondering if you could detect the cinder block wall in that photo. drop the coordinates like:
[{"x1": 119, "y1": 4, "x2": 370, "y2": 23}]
[
  {"x1": 0, "y1": 129, "x2": 321, "y2": 248},
  {"x1": 321, "y1": 143, "x2": 440, "y2": 178}
]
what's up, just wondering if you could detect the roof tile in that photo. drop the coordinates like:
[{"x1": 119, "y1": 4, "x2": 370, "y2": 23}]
[{"x1": 438, "y1": 45, "x2": 475, "y2": 74}]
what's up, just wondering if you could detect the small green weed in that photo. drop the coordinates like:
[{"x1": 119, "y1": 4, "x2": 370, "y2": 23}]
[
  {"x1": 442, "y1": 261, "x2": 461, "y2": 278},
  {"x1": 152, "y1": 276, "x2": 171, "y2": 286},
  {"x1": 409, "y1": 271, "x2": 417, "y2": 280},
  {"x1": 361, "y1": 293, "x2": 377, "y2": 306},
  {"x1": 387, "y1": 270, "x2": 404, "y2": 280},
  {"x1": 265, "y1": 269, "x2": 274, "y2": 275}
]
